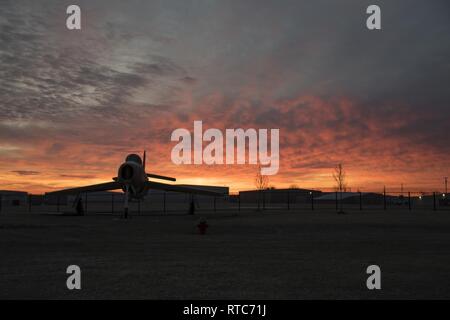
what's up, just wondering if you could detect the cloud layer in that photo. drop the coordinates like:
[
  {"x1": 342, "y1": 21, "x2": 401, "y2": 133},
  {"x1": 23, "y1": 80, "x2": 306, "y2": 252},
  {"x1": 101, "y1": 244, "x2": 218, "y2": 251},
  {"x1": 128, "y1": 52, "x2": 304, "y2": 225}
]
[{"x1": 0, "y1": 0, "x2": 449, "y2": 193}]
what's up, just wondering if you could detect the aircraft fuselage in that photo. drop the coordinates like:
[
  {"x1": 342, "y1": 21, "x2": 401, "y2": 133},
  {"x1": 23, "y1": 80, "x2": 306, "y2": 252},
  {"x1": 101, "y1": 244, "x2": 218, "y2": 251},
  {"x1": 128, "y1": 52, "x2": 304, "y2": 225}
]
[{"x1": 117, "y1": 154, "x2": 149, "y2": 199}]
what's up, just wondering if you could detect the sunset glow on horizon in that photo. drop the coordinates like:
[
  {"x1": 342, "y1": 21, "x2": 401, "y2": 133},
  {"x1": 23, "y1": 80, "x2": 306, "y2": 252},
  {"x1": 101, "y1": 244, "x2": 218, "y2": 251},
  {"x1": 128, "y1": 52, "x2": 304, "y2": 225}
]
[{"x1": 1, "y1": 94, "x2": 448, "y2": 194}]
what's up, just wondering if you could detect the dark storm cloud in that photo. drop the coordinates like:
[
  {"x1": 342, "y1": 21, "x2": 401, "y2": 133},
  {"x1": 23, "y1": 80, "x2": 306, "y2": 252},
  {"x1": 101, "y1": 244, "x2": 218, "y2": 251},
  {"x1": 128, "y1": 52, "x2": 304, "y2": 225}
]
[
  {"x1": 180, "y1": 76, "x2": 197, "y2": 84},
  {"x1": 60, "y1": 174, "x2": 96, "y2": 179},
  {"x1": 11, "y1": 170, "x2": 40, "y2": 176},
  {"x1": 46, "y1": 143, "x2": 65, "y2": 154},
  {"x1": 1, "y1": 0, "x2": 448, "y2": 124},
  {"x1": 0, "y1": 0, "x2": 190, "y2": 129}
]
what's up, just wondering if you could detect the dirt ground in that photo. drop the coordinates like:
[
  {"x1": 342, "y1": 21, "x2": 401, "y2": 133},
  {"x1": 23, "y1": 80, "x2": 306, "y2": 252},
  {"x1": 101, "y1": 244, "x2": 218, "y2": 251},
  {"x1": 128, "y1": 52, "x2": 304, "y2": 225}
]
[{"x1": 1, "y1": 209, "x2": 449, "y2": 299}]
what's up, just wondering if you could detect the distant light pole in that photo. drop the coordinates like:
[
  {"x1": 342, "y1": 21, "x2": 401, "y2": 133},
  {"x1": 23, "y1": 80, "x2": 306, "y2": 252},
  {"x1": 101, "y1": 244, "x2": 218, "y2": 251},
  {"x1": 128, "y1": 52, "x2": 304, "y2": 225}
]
[{"x1": 445, "y1": 177, "x2": 448, "y2": 194}]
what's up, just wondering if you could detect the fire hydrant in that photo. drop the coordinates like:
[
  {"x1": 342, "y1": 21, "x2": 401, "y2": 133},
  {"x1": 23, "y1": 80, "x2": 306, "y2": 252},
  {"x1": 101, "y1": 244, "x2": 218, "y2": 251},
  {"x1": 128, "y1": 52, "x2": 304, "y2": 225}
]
[{"x1": 197, "y1": 219, "x2": 208, "y2": 235}]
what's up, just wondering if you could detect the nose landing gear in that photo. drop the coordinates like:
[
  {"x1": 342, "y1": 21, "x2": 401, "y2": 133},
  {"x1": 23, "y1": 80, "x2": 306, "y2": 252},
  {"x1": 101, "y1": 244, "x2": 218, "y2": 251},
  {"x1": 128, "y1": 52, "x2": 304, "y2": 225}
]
[{"x1": 123, "y1": 185, "x2": 129, "y2": 219}]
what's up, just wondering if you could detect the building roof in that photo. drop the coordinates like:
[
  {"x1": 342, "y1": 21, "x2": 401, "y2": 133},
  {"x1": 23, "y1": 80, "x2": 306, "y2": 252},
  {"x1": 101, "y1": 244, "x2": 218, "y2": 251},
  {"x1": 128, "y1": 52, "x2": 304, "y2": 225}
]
[
  {"x1": 315, "y1": 192, "x2": 366, "y2": 200},
  {"x1": 239, "y1": 188, "x2": 318, "y2": 194},
  {"x1": 0, "y1": 190, "x2": 28, "y2": 195}
]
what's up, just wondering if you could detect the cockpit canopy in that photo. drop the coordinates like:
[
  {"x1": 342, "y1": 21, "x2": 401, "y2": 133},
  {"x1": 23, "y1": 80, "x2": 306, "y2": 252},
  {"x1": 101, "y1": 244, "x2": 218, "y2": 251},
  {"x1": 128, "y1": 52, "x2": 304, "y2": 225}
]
[{"x1": 125, "y1": 153, "x2": 142, "y2": 165}]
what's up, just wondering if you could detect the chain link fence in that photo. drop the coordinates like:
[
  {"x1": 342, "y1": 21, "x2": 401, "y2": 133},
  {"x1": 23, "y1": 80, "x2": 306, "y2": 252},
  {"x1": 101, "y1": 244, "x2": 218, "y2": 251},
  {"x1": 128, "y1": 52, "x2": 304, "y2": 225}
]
[{"x1": 1, "y1": 189, "x2": 449, "y2": 215}]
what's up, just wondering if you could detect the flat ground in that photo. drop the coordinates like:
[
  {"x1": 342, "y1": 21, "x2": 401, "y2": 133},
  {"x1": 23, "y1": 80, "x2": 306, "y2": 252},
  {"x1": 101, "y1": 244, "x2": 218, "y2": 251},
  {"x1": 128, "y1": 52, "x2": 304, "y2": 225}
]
[{"x1": 1, "y1": 210, "x2": 449, "y2": 299}]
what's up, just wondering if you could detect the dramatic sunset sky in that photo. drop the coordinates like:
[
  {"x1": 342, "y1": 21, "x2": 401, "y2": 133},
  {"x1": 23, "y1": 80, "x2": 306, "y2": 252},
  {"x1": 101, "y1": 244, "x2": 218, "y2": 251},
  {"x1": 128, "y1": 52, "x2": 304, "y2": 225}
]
[{"x1": 1, "y1": 0, "x2": 449, "y2": 194}]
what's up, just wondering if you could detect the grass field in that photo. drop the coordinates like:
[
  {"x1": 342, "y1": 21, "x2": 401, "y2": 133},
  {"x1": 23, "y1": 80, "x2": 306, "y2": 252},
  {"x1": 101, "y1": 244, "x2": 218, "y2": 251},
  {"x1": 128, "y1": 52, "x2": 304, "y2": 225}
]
[{"x1": 1, "y1": 210, "x2": 450, "y2": 299}]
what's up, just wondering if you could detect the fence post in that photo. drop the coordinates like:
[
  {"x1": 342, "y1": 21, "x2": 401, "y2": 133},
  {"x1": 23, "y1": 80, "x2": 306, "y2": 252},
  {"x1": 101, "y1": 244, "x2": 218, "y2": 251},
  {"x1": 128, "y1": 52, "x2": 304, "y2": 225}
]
[
  {"x1": 0, "y1": 194, "x2": 3, "y2": 214},
  {"x1": 111, "y1": 193, "x2": 114, "y2": 214},
  {"x1": 335, "y1": 192, "x2": 338, "y2": 211},
  {"x1": 287, "y1": 192, "x2": 290, "y2": 210},
  {"x1": 238, "y1": 194, "x2": 241, "y2": 212},
  {"x1": 383, "y1": 189, "x2": 387, "y2": 210},
  {"x1": 359, "y1": 192, "x2": 362, "y2": 211},
  {"x1": 311, "y1": 192, "x2": 314, "y2": 211},
  {"x1": 85, "y1": 193, "x2": 88, "y2": 215},
  {"x1": 214, "y1": 196, "x2": 216, "y2": 213},
  {"x1": 408, "y1": 192, "x2": 411, "y2": 211},
  {"x1": 57, "y1": 196, "x2": 60, "y2": 212},
  {"x1": 28, "y1": 194, "x2": 31, "y2": 213},
  {"x1": 163, "y1": 192, "x2": 166, "y2": 214},
  {"x1": 263, "y1": 191, "x2": 266, "y2": 210},
  {"x1": 433, "y1": 192, "x2": 436, "y2": 211}
]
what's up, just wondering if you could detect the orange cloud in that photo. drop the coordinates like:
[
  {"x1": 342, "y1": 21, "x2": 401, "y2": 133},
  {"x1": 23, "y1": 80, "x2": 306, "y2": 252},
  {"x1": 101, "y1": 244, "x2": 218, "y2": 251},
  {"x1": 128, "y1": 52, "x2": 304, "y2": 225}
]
[{"x1": 1, "y1": 94, "x2": 448, "y2": 194}]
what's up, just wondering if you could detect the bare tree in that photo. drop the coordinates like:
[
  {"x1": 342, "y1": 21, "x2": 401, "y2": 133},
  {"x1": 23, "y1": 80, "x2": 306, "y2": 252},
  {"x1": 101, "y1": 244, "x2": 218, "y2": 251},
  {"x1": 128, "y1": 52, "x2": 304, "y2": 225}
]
[
  {"x1": 333, "y1": 163, "x2": 347, "y2": 192},
  {"x1": 333, "y1": 163, "x2": 348, "y2": 214},
  {"x1": 289, "y1": 184, "x2": 299, "y2": 189},
  {"x1": 255, "y1": 166, "x2": 268, "y2": 210},
  {"x1": 255, "y1": 166, "x2": 269, "y2": 190}
]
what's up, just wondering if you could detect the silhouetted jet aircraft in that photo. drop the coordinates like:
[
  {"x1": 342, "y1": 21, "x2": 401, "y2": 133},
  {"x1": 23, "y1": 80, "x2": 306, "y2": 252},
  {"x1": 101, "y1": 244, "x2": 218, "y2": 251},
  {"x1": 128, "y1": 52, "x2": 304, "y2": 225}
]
[{"x1": 46, "y1": 151, "x2": 222, "y2": 218}]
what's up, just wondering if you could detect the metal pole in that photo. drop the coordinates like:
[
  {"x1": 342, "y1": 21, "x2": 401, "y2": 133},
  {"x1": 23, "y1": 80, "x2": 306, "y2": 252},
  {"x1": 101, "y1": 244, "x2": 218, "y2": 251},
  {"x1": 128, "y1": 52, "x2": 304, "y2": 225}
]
[
  {"x1": 433, "y1": 192, "x2": 436, "y2": 211},
  {"x1": 163, "y1": 192, "x2": 166, "y2": 214},
  {"x1": 445, "y1": 177, "x2": 448, "y2": 194},
  {"x1": 383, "y1": 188, "x2": 386, "y2": 210},
  {"x1": 335, "y1": 191, "x2": 338, "y2": 211},
  {"x1": 311, "y1": 192, "x2": 314, "y2": 211},
  {"x1": 85, "y1": 193, "x2": 88, "y2": 215},
  {"x1": 238, "y1": 194, "x2": 241, "y2": 212},
  {"x1": 359, "y1": 192, "x2": 362, "y2": 211},
  {"x1": 112, "y1": 193, "x2": 114, "y2": 214},
  {"x1": 124, "y1": 187, "x2": 129, "y2": 219},
  {"x1": 28, "y1": 194, "x2": 31, "y2": 213},
  {"x1": 287, "y1": 191, "x2": 290, "y2": 210},
  {"x1": 257, "y1": 191, "x2": 261, "y2": 211},
  {"x1": 408, "y1": 192, "x2": 411, "y2": 211},
  {"x1": 263, "y1": 191, "x2": 266, "y2": 210}
]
